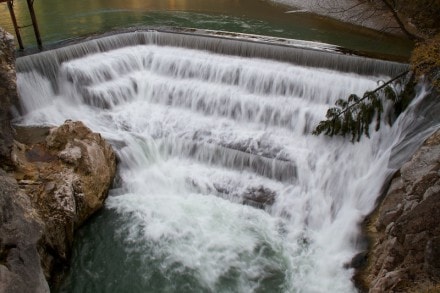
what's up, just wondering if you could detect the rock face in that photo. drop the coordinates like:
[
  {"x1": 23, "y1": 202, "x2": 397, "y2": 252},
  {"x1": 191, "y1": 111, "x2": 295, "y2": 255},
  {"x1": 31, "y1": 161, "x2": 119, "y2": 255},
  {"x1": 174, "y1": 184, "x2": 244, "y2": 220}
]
[
  {"x1": 1, "y1": 121, "x2": 116, "y2": 292},
  {"x1": 10, "y1": 121, "x2": 116, "y2": 287},
  {"x1": 0, "y1": 170, "x2": 49, "y2": 293},
  {"x1": 356, "y1": 129, "x2": 440, "y2": 292},
  {"x1": 0, "y1": 28, "x2": 17, "y2": 169}
]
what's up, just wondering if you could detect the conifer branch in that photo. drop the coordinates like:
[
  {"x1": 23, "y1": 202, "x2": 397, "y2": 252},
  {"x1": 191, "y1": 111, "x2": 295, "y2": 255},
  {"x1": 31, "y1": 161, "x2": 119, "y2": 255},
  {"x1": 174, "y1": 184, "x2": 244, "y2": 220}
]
[
  {"x1": 312, "y1": 71, "x2": 413, "y2": 142},
  {"x1": 335, "y1": 71, "x2": 409, "y2": 118}
]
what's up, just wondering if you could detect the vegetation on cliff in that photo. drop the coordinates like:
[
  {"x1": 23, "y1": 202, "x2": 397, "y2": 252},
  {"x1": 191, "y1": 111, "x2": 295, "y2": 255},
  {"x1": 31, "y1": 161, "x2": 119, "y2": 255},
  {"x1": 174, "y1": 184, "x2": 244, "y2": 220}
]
[{"x1": 411, "y1": 33, "x2": 440, "y2": 89}]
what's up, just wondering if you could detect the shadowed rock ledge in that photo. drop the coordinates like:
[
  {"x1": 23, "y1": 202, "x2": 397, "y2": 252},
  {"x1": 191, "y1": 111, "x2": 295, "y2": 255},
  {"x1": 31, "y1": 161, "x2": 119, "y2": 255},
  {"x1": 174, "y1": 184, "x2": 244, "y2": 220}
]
[{"x1": 0, "y1": 27, "x2": 116, "y2": 292}]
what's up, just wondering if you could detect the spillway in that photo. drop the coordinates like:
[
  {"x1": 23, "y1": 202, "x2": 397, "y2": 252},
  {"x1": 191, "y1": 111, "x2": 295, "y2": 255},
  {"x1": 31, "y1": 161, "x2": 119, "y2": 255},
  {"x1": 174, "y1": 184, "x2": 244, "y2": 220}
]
[{"x1": 15, "y1": 30, "x2": 438, "y2": 292}]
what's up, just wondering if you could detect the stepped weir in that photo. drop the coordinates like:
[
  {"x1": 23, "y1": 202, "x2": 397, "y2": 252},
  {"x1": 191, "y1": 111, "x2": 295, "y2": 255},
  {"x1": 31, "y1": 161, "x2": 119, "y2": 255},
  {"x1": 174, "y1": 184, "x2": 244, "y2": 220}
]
[{"x1": 15, "y1": 30, "x2": 437, "y2": 292}]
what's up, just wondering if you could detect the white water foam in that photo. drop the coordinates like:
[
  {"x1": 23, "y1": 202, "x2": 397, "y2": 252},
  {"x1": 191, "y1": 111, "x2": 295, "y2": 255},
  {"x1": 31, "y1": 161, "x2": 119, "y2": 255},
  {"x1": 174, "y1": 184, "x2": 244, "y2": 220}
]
[{"x1": 16, "y1": 43, "x2": 417, "y2": 292}]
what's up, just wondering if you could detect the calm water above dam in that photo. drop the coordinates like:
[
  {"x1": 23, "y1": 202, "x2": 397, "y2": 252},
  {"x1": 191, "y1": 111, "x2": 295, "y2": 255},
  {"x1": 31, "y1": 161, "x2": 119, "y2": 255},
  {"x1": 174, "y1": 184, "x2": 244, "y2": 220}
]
[{"x1": 0, "y1": 0, "x2": 412, "y2": 59}]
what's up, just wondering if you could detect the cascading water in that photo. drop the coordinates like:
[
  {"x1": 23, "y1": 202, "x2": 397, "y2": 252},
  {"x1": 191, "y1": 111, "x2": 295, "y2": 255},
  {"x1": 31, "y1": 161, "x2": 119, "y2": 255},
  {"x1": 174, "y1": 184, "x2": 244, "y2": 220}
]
[{"x1": 14, "y1": 31, "x2": 437, "y2": 292}]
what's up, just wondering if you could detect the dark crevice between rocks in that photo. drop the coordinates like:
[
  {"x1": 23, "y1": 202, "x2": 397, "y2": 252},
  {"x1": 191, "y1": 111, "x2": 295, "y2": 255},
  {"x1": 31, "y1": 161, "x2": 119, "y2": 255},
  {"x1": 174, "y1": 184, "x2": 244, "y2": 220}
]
[
  {"x1": 38, "y1": 239, "x2": 70, "y2": 291},
  {"x1": 0, "y1": 243, "x2": 18, "y2": 266}
]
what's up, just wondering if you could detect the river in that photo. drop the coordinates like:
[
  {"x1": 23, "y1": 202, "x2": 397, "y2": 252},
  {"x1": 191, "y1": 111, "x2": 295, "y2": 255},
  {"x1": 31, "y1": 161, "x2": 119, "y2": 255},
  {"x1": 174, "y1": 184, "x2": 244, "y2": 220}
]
[
  {"x1": 15, "y1": 29, "x2": 436, "y2": 292},
  {"x1": 6, "y1": 1, "x2": 431, "y2": 292},
  {"x1": 0, "y1": 0, "x2": 412, "y2": 60}
]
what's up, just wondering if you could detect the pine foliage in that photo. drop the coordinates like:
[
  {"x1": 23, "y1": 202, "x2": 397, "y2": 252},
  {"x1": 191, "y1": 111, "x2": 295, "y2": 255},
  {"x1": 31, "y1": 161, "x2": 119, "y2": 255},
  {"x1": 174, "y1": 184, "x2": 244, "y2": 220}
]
[{"x1": 312, "y1": 71, "x2": 413, "y2": 142}]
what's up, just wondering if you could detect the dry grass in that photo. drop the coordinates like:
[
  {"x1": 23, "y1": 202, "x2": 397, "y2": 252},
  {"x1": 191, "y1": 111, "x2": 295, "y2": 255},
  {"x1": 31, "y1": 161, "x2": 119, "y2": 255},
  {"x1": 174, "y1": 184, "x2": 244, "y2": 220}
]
[{"x1": 410, "y1": 33, "x2": 440, "y2": 89}]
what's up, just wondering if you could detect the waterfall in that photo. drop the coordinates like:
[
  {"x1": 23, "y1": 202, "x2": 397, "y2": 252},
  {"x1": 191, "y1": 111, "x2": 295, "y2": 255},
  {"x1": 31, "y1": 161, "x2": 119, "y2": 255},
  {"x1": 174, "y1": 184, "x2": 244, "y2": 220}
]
[
  {"x1": 16, "y1": 29, "x2": 408, "y2": 85},
  {"x1": 15, "y1": 31, "x2": 438, "y2": 292}
]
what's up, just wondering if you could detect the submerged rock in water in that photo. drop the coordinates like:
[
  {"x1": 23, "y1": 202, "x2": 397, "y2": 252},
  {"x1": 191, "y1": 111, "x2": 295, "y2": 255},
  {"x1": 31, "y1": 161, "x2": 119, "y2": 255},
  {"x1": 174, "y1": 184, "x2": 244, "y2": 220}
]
[
  {"x1": 0, "y1": 120, "x2": 116, "y2": 291},
  {"x1": 356, "y1": 129, "x2": 440, "y2": 292},
  {"x1": 242, "y1": 186, "x2": 276, "y2": 209}
]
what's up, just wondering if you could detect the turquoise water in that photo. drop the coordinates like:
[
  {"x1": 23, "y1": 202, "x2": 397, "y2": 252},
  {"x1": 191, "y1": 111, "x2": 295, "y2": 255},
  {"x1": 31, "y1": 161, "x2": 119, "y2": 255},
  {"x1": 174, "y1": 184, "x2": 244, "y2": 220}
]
[
  {"x1": 59, "y1": 203, "x2": 289, "y2": 293},
  {"x1": 1, "y1": 0, "x2": 412, "y2": 59}
]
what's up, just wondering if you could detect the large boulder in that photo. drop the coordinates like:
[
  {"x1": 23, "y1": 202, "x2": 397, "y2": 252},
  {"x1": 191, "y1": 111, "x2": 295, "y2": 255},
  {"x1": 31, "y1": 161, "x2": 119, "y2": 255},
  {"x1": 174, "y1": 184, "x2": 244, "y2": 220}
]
[
  {"x1": 0, "y1": 121, "x2": 116, "y2": 291},
  {"x1": 12, "y1": 120, "x2": 116, "y2": 285},
  {"x1": 356, "y1": 129, "x2": 440, "y2": 292}
]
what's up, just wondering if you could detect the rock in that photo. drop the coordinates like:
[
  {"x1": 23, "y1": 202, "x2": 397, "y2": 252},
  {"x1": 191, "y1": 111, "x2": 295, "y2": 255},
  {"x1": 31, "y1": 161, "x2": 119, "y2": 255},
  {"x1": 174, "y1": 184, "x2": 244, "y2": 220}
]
[
  {"x1": 242, "y1": 186, "x2": 276, "y2": 209},
  {"x1": 350, "y1": 251, "x2": 369, "y2": 270},
  {"x1": 356, "y1": 129, "x2": 440, "y2": 292},
  {"x1": 210, "y1": 182, "x2": 276, "y2": 209},
  {"x1": 0, "y1": 120, "x2": 116, "y2": 291},
  {"x1": 44, "y1": 120, "x2": 117, "y2": 225},
  {"x1": 0, "y1": 27, "x2": 18, "y2": 169},
  {"x1": 11, "y1": 120, "x2": 116, "y2": 285},
  {"x1": 0, "y1": 170, "x2": 49, "y2": 293},
  {"x1": 425, "y1": 237, "x2": 440, "y2": 273}
]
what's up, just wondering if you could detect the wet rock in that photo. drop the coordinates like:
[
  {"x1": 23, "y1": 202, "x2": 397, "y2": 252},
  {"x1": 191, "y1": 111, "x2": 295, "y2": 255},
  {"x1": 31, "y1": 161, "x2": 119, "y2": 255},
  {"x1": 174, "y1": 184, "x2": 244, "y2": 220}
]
[
  {"x1": 242, "y1": 186, "x2": 276, "y2": 209},
  {"x1": 349, "y1": 251, "x2": 368, "y2": 270},
  {"x1": 356, "y1": 129, "x2": 440, "y2": 292},
  {"x1": 210, "y1": 181, "x2": 277, "y2": 210}
]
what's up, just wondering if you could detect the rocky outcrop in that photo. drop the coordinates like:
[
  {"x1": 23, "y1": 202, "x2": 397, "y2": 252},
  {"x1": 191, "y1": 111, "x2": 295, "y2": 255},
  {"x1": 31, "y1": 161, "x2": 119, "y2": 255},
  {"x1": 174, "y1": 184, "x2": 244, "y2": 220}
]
[
  {"x1": 1, "y1": 121, "x2": 116, "y2": 292},
  {"x1": 0, "y1": 28, "x2": 17, "y2": 169},
  {"x1": 356, "y1": 129, "x2": 440, "y2": 292},
  {"x1": 9, "y1": 121, "x2": 116, "y2": 287}
]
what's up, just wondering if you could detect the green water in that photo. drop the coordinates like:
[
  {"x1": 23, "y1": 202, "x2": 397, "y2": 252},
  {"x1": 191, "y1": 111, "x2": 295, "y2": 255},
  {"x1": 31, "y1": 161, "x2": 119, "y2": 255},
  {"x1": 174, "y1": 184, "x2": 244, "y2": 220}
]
[
  {"x1": 1, "y1": 0, "x2": 412, "y2": 59},
  {"x1": 58, "y1": 208, "x2": 288, "y2": 293}
]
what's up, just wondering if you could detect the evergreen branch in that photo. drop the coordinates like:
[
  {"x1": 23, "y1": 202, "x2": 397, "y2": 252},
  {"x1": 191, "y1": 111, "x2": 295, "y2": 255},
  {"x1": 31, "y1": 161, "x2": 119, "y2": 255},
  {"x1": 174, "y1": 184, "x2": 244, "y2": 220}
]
[
  {"x1": 335, "y1": 70, "x2": 409, "y2": 118},
  {"x1": 312, "y1": 71, "x2": 414, "y2": 142}
]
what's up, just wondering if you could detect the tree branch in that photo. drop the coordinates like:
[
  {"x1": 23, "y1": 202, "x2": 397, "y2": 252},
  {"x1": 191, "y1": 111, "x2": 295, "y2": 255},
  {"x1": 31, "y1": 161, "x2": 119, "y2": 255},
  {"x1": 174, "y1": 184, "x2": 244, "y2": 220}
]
[{"x1": 335, "y1": 71, "x2": 409, "y2": 118}]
